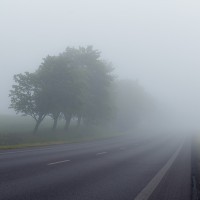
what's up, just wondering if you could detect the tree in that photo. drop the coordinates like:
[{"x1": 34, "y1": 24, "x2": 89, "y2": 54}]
[
  {"x1": 36, "y1": 55, "x2": 66, "y2": 131},
  {"x1": 9, "y1": 72, "x2": 50, "y2": 133},
  {"x1": 77, "y1": 46, "x2": 114, "y2": 125}
]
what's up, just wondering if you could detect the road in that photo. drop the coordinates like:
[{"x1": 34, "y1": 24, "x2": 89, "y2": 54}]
[{"x1": 0, "y1": 133, "x2": 191, "y2": 200}]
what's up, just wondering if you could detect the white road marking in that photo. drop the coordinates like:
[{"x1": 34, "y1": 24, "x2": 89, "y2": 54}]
[
  {"x1": 96, "y1": 152, "x2": 107, "y2": 156},
  {"x1": 134, "y1": 141, "x2": 184, "y2": 200},
  {"x1": 47, "y1": 159, "x2": 71, "y2": 166}
]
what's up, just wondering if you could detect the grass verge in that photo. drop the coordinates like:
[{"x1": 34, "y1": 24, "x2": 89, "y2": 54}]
[
  {"x1": 0, "y1": 127, "x2": 125, "y2": 150},
  {"x1": 0, "y1": 114, "x2": 128, "y2": 150}
]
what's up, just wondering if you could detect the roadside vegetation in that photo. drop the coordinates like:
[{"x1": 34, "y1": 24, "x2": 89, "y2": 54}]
[
  {"x1": 0, "y1": 115, "x2": 125, "y2": 149},
  {"x1": 1, "y1": 46, "x2": 154, "y2": 149}
]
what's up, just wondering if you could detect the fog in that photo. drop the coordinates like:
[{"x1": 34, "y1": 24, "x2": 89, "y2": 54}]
[{"x1": 1, "y1": 0, "x2": 200, "y2": 130}]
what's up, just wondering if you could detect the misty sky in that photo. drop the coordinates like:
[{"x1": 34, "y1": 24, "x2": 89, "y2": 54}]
[{"x1": 1, "y1": 0, "x2": 200, "y2": 127}]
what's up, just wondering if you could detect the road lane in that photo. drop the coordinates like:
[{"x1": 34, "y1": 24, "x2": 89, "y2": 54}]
[{"x1": 0, "y1": 134, "x2": 190, "y2": 200}]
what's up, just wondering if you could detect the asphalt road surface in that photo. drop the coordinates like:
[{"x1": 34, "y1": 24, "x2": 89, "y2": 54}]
[{"x1": 0, "y1": 133, "x2": 191, "y2": 200}]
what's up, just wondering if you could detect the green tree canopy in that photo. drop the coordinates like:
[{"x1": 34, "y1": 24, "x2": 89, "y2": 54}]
[{"x1": 9, "y1": 72, "x2": 50, "y2": 133}]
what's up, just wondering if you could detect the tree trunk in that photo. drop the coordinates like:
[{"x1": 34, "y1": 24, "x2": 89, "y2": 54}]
[
  {"x1": 77, "y1": 114, "x2": 82, "y2": 129},
  {"x1": 52, "y1": 117, "x2": 58, "y2": 132},
  {"x1": 33, "y1": 116, "x2": 43, "y2": 134},
  {"x1": 64, "y1": 113, "x2": 72, "y2": 132},
  {"x1": 52, "y1": 113, "x2": 60, "y2": 132}
]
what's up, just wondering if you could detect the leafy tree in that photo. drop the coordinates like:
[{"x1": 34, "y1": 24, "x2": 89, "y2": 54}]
[
  {"x1": 36, "y1": 56, "x2": 65, "y2": 131},
  {"x1": 78, "y1": 47, "x2": 114, "y2": 125},
  {"x1": 9, "y1": 72, "x2": 50, "y2": 133}
]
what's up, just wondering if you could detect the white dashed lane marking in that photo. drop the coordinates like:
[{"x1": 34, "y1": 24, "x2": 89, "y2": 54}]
[
  {"x1": 96, "y1": 152, "x2": 107, "y2": 156},
  {"x1": 47, "y1": 160, "x2": 71, "y2": 166}
]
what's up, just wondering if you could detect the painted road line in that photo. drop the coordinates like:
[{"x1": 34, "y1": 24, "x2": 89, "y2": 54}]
[
  {"x1": 47, "y1": 159, "x2": 71, "y2": 166},
  {"x1": 96, "y1": 152, "x2": 107, "y2": 156},
  {"x1": 134, "y1": 141, "x2": 184, "y2": 200}
]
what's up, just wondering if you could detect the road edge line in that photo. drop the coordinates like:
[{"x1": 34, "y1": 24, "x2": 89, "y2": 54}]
[{"x1": 134, "y1": 141, "x2": 184, "y2": 200}]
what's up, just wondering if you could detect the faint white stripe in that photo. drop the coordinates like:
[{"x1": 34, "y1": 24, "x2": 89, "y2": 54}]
[
  {"x1": 47, "y1": 160, "x2": 71, "y2": 166},
  {"x1": 96, "y1": 152, "x2": 107, "y2": 155}
]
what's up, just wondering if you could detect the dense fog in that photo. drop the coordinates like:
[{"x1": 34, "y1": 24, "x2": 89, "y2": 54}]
[{"x1": 1, "y1": 0, "x2": 200, "y2": 131}]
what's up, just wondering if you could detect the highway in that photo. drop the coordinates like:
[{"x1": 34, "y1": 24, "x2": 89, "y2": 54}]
[{"x1": 0, "y1": 133, "x2": 191, "y2": 200}]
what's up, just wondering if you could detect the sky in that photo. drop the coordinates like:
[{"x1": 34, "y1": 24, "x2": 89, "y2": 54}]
[{"x1": 1, "y1": 0, "x2": 200, "y2": 127}]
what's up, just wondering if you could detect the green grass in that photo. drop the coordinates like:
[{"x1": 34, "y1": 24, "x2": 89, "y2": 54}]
[{"x1": 0, "y1": 114, "x2": 124, "y2": 149}]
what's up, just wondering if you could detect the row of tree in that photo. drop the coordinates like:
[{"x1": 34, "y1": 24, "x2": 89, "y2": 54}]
[
  {"x1": 9, "y1": 46, "x2": 153, "y2": 134},
  {"x1": 10, "y1": 46, "x2": 114, "y2": 133}
]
